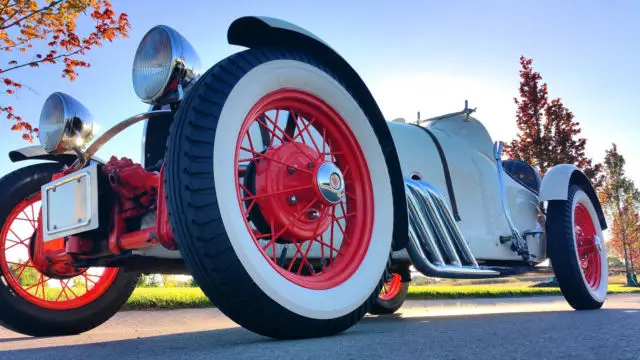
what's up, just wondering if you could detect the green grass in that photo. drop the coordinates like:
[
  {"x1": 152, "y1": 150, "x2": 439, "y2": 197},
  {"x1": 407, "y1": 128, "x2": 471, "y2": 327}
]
[
  {"x1": 124, "y1": 287, "x2": 211, "y2": 310},
  {"x1": 120, "y1": 284, "x2": 640, "y2": 310},
  {"x1": 406, "y1": 284, "x2": 640, "y2": 300}
]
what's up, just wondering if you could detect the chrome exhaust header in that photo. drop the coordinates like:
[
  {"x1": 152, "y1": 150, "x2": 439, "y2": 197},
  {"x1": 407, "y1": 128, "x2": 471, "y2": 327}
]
[{"x1": 404, "y1": 178, "x2": 500, "y2": 278}]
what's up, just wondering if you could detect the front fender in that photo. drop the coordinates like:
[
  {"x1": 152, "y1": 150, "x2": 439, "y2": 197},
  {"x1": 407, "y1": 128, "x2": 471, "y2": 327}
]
[
  {"x1": 9, "y1": 145, "x2": 105, "y2": 165},
  {"x1": 539, "y1": 164, "x2": 607, "y2": 230},
  {"x1": 227, "y1": 16, "x2": 409, "y2": 251}
]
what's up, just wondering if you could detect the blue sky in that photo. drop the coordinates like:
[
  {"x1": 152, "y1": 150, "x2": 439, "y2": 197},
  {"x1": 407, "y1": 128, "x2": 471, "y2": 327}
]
[{"x1": 1, "y1": 0, "x2": 638, "y2": 187}]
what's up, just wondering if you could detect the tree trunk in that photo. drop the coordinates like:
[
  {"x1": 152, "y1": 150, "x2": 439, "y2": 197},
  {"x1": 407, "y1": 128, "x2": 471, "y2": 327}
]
[
  {"x1": 616, "y1": 203, "x2": 636, "y2": 286},
  {"x1": 621, "y1": 241, "x2": 638, "y2": 286}
]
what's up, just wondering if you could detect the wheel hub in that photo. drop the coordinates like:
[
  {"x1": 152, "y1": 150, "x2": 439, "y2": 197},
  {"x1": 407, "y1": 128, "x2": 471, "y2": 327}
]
[
  {"x1": 252, "y1": 141, "x2": 342, "y2": 242},
  {"x1": 594, "y1": 235, "x2": 604, "y2": 254},
  {"x1": 316, "y1": 162, "x2": 345, "y2": 204},
  {"x1": 574, "y1": 202, "x2": 602, "y2": 290}
]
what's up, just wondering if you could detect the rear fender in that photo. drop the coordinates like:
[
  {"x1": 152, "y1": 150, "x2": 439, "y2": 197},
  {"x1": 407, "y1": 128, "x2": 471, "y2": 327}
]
[
  {"x1": 9, "y1": 145, "x2": 105, "y2": 166},
  {"x1": 227, "y1": 16, "x2": 409, "y2": 250},
  {"x1": 539, "y1": 164, "x2": 607, "y2": 230}
]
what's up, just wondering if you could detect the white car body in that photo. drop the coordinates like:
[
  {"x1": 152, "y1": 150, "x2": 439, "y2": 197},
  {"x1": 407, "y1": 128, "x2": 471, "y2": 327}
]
[{"x1": 133, "y1": 110, "x2": 545, "y2": 264}]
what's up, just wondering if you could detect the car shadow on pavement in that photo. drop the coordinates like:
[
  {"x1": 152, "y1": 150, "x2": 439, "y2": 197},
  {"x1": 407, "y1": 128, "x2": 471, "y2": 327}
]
[
  {"x1": 1, "y1": 308, "x2": 639, "y2": 359},
  {"x1": 0, "y1": 336, "x2": 26, "y2": 344}
]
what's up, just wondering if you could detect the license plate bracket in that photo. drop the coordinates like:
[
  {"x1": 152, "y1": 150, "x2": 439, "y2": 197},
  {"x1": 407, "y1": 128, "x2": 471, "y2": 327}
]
[{"x1": 41, "y1": 162, "x2": 100, "y2": 242}]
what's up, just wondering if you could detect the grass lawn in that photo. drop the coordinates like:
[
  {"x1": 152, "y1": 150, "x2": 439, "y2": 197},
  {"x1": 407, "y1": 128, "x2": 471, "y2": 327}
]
[{"x1": 122, "y1": 283, "x2": 640, "y2": 311}]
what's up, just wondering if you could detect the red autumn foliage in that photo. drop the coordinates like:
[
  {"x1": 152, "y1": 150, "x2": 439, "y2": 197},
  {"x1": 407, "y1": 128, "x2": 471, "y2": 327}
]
[
  {"x1": 504, "y1": 56, "x2": 604, "y2": 189},
  {"x1": 609, "y1": 203, "x2": 640, "y2": 274},
  {"x1": 0, "y1": 0, "x2": 130, "y2": 142},
  {"x1": 600, "y1": 143, "x2": 640, "y2": 276}
]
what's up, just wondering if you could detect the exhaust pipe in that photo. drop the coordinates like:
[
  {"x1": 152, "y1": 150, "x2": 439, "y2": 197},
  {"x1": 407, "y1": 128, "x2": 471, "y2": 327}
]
[{"x1": 404, "y1": 178, "x2": 500, "y2": 279}]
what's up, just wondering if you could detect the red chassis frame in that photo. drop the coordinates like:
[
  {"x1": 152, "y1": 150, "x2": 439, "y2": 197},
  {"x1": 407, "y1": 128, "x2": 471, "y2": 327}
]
[{"x1": 30, "y1": 156, "x2": 176, "y2": 278}]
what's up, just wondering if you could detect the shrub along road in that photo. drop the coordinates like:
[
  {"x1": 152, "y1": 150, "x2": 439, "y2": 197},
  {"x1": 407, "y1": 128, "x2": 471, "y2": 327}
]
[{"x1": 1, "y1": 294, "x2": 639, "y2": 359}]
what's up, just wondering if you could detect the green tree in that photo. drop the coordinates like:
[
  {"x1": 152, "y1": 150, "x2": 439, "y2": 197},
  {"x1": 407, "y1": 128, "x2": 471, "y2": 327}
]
[
  {"x1": 137, "y1": 274, "x2": 162, "y2": 287},
  {"x1": 608, "y1": 256, "x2": 624, "y2": 268},
  {"x1": 73, "y1": 275, "x2": 87, "y2": 290},
  {"x1": 8, "y1": 259, "x2": 40, "y2": 287}
]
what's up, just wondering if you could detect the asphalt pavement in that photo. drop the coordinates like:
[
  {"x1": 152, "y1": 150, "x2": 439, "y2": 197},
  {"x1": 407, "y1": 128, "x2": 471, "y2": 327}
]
[{"x1": 1, "y1": 294, "x2": 638, "y2": 359}]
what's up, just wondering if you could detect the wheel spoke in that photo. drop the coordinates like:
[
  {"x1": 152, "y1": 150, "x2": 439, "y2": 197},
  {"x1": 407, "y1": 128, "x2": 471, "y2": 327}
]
[
  {"x1": 241, "y1": 184, "x2": 314, "y2": 202},
  {"x1": 239, "y1": 146, "x2": 313, "y2": 174},
  {"x1": 311, "y1": 237, "x2": 343, "y2": 256},
  {"x1": 1, "y1": 194, "x2": 120, "y2": 309},
  {"x1": 573, "y1": 203, "x2": 602, "y2": 291},
  {"x1": 234, "y1": 89, "x2": 374, "y2": 290},
  {"x1": 261, "y1": 112, "x2": 317, "y2": 163}
]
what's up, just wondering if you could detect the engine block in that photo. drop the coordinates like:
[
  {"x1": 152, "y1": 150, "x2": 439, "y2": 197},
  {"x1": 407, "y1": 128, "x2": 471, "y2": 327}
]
[{"x1": 102, "y1": 156, "x2": 160, "y2": 218}]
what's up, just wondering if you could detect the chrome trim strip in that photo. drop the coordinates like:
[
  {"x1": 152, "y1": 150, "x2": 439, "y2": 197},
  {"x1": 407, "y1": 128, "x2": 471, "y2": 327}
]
[
  {"x1": 72, "y1": 110, "x2": 172, "y2": 170},
  {"x1": 141, "y1": 118, "x2": 149, "y2": 169},
  {"x1": 493, "y1": 141, "x2": 530, "y2": 262}
]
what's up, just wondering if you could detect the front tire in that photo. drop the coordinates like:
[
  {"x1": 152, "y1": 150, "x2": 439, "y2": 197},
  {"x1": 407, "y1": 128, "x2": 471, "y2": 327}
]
[
  {"x1": 547, "y1": 184, "x2": 608, "y2": 310},
  {"x1": 165, "y1": 48, "x2": 398, "y2": 339},
  {"x1": 0, "y1": 163, "x2": 140, "y2": 336}
]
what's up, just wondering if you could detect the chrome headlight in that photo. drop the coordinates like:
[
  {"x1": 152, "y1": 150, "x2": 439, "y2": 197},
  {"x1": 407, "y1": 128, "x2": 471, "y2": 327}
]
[
  {"x1": 38, "y1": 92, "x2": 94, "y2": 154},
  {"x1": 132, "y1": 25, "x2": 201, "y2": 105}
]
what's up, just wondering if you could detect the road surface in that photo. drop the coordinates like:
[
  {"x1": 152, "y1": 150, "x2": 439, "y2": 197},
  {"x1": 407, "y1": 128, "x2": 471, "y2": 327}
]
[{"x1": 1, "y1": 294, "x2": 639, "y2": 359}]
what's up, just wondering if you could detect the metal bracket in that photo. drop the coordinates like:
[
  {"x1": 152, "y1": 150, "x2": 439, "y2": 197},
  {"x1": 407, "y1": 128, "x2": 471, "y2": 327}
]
[{"x1": 493, "y1": 141, "x2": 531, "y2": 262}]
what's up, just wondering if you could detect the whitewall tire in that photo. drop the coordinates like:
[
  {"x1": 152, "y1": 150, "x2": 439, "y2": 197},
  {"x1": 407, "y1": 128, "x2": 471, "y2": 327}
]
[
  {"x1": 547, "y1": 184, "x2": 608, "y2": 310},
  {"x1": 165, "y1": 47, "x2": 397, "y2": 339}
]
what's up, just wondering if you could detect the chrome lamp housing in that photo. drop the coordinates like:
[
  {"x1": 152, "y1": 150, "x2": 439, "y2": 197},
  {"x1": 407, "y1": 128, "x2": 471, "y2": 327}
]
[
  {"x1": 38, "y1": 92, "x2": 95, "y2": 154},
  {"x1": 132, "y1": 25, "x2": 202, "y2": 105}
]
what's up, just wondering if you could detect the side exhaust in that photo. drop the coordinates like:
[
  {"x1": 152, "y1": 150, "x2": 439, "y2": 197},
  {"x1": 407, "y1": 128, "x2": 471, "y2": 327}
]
[{"x1": 404, "y1": 178, "x2": 501, "y2": 278}]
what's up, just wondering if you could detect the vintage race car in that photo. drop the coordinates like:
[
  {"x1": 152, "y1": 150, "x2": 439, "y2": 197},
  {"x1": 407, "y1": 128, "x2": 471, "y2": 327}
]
[{"x1": 0, "y1": 16, "x2": 608, "y2": 339}]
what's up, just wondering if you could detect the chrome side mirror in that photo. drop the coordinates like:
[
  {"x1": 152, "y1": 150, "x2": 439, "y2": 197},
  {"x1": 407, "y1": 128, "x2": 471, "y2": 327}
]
[{"x1": 38, "y1": 92, "x2": 94, "y2": 154}]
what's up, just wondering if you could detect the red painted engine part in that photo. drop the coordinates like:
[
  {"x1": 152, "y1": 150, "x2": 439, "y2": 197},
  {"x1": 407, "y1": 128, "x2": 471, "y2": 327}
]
[
  {"x1": 103, "y1": 156, "x2": 159, "y2": 218},
  {"x1": 31, "y1": 158, "x2": 176, "y2": 275},
  {"x1": 103, "y1": 157, "x2": 176, "y2": 252}
]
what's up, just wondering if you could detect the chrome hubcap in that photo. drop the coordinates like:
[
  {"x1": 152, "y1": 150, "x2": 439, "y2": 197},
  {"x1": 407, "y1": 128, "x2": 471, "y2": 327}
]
[
  {"x1": 594, "y1": 235, "x2": 604, "y2": 254},
  {"x1": 316, "y1": 162, "x2": 345, "y2": 204}
]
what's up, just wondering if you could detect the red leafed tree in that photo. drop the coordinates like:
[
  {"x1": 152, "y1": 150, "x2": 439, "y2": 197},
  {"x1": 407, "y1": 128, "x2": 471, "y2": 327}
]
[
  {"x1": 609, "y1": 203, "x2": 639, "y2": 279},
  {"x1": 630, "y1": 224, "x2": 640, "y2": 274},
  {"x1": 600, "y1": 143, "x2": 640, "y2": 285},
  {"x1": 504, "y1": 56, "x2": 604, "y2": 189},
  {"x1": 0, "y1": 0, "x2": 130, "y2": 142}
]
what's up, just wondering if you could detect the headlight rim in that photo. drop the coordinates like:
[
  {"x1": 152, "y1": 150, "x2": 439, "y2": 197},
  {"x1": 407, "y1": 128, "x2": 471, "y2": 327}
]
[
  {"x1": 131, "y1": 24, "x2": 201, "y2": 105},
  {"x1": 38, "y1": 92, "x2": 94, "y2": 154}
]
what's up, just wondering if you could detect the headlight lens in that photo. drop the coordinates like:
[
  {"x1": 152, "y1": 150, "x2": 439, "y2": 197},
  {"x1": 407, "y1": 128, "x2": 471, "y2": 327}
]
[
  {"x1": 132, "y1": 25, "x2": 201, "y2": 105},
  {"x1": 38, "y1": 92, "x2": 94, "y2": 154}
]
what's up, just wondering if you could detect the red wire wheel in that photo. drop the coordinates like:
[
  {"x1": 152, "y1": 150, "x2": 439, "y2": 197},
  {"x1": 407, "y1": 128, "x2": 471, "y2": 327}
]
[
  {"x1": 234, "y1": 89, "x2": 374, "y2": 290},
  {"x1": 574, "y1": 203, "x2": 602, "y2": 291},
  {"x1": 0, "y1": 192, "x2": 119, "y2": 310},
  {"x1": 379, "y1": 273, "x2": 403, "y2": 301}
]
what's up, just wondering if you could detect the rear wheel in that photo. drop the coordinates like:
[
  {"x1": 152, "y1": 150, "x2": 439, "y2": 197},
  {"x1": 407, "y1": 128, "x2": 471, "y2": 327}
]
[
  {"x1": 369, "y1": 272, "x2": 410, "y2": 315},
  {"x1": 0, "y1": 163, "x2": 140, "y2": 336},
  {"x1": 547, "y1": 184, "x2": 608, "y2": 310},
  {"x1": 165, "y1": 48, "x2": 398, "y2": 339}
]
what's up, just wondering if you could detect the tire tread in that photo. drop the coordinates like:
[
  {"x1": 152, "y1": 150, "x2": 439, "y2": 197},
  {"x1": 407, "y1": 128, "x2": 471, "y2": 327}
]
[
  {"x1": 0, "y1": 163, "x2": 140, "y2": 337},
  {"x1": 165, "y1": 48, "x2": 393, "y2": 339},
  {"x1": 547, "y1": 184, "x2": 605, "y2": 310}
]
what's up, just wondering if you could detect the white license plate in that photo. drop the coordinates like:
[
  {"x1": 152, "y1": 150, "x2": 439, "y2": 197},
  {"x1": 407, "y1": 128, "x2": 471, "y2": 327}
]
[{"x1": 41, "y1": 162, "x2": 100, "y2": 242}]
